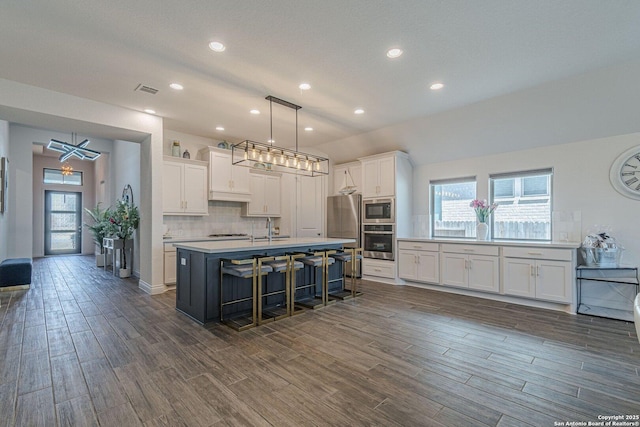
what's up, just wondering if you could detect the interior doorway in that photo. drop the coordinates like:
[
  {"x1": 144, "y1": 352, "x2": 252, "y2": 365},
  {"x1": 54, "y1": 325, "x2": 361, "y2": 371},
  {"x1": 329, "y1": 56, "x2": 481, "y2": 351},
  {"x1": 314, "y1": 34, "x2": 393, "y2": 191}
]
[{"x1": 44, "y1": 190, "x2": 82, "y2": 255}]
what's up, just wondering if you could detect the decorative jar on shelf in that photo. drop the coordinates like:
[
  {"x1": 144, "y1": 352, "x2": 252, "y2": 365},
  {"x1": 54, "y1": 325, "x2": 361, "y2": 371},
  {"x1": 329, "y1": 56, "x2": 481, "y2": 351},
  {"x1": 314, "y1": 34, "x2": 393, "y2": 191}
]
[
  {"x1": 182, "y1": 149, "x2": 190, "y2": 159},
  {"x1": 171, "y1": 140, "x2": 181, "y2": 157},
  {"x1": 476, "y1": 222, "x2": 489, "y2": 241}
]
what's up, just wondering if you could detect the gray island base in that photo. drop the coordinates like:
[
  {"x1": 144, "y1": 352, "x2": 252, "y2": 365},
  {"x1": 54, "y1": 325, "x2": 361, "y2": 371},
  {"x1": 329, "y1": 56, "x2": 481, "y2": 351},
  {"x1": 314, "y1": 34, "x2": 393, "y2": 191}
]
[{"x1": 173, "y1": 238, "x2": 356, "y2": 325}]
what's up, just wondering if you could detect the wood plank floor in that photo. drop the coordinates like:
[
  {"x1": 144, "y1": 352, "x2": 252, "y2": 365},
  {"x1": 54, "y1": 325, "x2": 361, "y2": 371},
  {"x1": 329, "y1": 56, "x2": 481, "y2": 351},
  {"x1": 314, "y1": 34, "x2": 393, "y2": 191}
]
[{"x1": 1, "y1": 255, "x2": 639, "y2": 426}]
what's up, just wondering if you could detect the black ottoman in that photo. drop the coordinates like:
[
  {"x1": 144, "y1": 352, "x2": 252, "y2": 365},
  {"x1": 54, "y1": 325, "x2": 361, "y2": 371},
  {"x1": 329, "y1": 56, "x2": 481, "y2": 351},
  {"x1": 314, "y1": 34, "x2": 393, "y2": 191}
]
[{"x1": 0, "y1": 258, "x2": 32, "y2": 287}]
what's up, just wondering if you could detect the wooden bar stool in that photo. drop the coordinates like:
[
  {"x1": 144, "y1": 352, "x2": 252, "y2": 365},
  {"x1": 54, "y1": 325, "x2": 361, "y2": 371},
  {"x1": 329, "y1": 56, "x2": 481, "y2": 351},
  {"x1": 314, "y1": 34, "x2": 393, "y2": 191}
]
[
  {"x1": 220, "y1": 257, "x2": 273, "y2": 331},
  {"x1": 329, "y1": 247, "x2": 363, "y2": 300}
]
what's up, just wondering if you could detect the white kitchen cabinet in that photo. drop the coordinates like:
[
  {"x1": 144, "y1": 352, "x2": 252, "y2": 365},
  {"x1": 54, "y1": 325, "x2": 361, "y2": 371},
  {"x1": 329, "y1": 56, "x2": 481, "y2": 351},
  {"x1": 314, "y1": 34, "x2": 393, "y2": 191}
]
[
  {"x1": 362, "y1": 258, "x2": 396, "y2": 279},
  {"x1": 243, "y1": 171, "x2": 281, "y2": 217},
  {"x1": 163, "y1": 157, "x2": 208, "y2": 215},
  {"x1": 502, "y1": 247, "x2": 573, "y2": 303},
  {"x1": 164, "y1": 243, "x2": 176, "y2": 284},
  {"x1": 297, "y1": 175, "x2": 324, "y2": 237},
  {"x1": 361, "y1": 156, "x2": 395, "y2": 198},
  {"x1": 333, "y1": 162, "x2": 362, "y2": 195},
  {"x1": 440, "y1": 244, "x2": 500, "y2": 293},
  {"x1": 398, "y1": 241, "x2": 439, "y2": 284},
  {"x1": 198, "y1": 147, "x2": 251, "y2": 202}
]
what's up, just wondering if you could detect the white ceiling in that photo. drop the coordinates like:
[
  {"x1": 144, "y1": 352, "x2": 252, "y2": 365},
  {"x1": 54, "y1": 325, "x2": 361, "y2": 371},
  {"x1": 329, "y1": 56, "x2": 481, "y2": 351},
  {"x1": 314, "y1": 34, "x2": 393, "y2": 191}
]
[{"x1": 1, "y1": 1, "x2": 640, "y2": 159}]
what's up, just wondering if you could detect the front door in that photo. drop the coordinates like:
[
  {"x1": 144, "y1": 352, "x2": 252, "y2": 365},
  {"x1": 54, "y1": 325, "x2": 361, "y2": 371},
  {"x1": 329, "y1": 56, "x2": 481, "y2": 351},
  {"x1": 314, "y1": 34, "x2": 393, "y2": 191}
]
[{"x1": 44, "y1": 190, "x2": 82, "y2": 255}]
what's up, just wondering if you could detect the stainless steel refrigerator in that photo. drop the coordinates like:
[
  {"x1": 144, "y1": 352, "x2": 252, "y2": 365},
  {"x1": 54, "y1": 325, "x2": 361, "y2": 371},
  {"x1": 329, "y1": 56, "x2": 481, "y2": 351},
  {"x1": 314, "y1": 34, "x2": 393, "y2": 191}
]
[{"x1": 327, "y1": 194, "x2": 362, "y2": 277}]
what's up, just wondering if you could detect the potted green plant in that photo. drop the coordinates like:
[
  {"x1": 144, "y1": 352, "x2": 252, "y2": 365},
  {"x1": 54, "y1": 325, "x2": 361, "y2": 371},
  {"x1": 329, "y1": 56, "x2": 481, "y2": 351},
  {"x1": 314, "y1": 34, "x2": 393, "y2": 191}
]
[
  {"x1": 83, "y1": 203, "x2": 111, "y2": 267},
  {"x1": 106, "y1": 199, "x2": 140, "y2": 277}
]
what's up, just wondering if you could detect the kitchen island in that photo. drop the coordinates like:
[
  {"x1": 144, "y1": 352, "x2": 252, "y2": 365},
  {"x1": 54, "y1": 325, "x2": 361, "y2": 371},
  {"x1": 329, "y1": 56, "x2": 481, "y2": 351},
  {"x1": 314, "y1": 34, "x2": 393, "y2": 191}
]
[{"x1": 173, "y1": 238, "x2": 355, "y2": 324}]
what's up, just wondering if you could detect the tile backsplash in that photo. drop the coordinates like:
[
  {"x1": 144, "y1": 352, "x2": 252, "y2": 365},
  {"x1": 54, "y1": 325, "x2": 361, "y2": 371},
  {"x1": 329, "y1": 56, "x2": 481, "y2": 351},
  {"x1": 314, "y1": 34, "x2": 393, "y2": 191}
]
[{"x1": 163, "y1": 201, "x2": 281, "y2": 237}]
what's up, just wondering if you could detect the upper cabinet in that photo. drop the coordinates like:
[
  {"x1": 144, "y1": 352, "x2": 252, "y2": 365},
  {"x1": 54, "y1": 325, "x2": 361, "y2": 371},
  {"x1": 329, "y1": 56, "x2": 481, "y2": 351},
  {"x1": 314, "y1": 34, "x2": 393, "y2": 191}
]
[
  {"x1": 198, "y1": 146, "x2": 251, "y2": 202},
  {"x1": 242, "y1": 171, "x2": 281, "y2": 217},
  {"x1": 358, "y1": 151, "x2": 413, "y2": 238},
  {"x1": 333, "y1": 162, "x2": 362, "y2": 195},
  {"x1": 162, "y1": 157, "x2": 209, "y2": 216},
  {"x1": 361, "y1": 155, "x2": 396, "y2": 198}
]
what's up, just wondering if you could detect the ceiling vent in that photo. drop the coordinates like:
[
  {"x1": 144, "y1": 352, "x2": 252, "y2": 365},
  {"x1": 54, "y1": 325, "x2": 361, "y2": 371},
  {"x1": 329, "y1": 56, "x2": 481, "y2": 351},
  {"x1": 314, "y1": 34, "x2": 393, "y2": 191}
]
[{"x1": 134, "y1": 84, "x2": 158, "y2": 95}]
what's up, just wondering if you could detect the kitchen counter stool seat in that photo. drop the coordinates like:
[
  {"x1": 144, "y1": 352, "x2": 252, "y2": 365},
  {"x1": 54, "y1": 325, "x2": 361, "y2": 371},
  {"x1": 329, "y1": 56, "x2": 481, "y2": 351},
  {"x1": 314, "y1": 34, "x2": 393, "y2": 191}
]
[
  {"x1": 258, "y1": 255, "x2": 296, "y2": 322},
  {"x1": 295, "y1": 251, "x2": 336, "y2": 309},
  {"x1": 220, "y1": 258, "x2": 273, "y2": 331},
  {"x1": 329, "y1": 248, "x2": 363, "y2": 299}
]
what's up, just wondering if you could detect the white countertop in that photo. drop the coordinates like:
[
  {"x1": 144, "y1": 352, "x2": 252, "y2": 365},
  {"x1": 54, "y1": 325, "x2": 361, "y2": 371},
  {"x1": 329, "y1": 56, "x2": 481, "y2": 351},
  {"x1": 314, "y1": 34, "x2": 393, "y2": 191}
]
[
  {"x1": 163, "y1": 235, "x2": 290, "y2": 244},
  {"x1": 173, "y1": 237, "x2": 356, "y2": 254},
  {"x1": 397, "y1": 237, "x2": 580, "y2": 249}
]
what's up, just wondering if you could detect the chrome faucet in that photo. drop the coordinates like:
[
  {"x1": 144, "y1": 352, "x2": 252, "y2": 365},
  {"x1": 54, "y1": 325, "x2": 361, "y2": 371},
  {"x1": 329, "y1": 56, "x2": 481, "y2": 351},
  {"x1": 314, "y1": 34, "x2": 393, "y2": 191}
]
[{"x1": 266, "y1": 217, "x2": 273, "y2": 242}]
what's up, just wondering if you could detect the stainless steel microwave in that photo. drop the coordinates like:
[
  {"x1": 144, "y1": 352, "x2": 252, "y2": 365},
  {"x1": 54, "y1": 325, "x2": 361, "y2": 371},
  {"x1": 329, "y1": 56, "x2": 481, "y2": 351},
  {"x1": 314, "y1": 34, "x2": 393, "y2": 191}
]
[{"x1": 363, "y1": 198, "x2": 394, "y2": 224}]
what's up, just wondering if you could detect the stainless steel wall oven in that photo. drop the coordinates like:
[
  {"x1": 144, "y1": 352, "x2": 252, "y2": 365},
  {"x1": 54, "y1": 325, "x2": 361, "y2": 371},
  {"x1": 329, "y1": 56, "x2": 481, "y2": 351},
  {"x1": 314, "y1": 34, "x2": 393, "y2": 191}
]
[{"x1": 363, "y1": 224, "x2": 394, "y2": 260}]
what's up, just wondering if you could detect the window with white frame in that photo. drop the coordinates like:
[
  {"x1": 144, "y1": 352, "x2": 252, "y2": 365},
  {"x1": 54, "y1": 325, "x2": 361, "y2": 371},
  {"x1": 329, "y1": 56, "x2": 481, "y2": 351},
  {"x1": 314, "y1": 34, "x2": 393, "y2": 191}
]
[
  {"x1": 43, "y1": 168, "x2": 83, "y2": 186},
  {"x1": 430, "y1": 177, "x2": 477, "y2": 238},
  {"x1": 490, "y1": 168, "x2": 552, "y2": 240}
]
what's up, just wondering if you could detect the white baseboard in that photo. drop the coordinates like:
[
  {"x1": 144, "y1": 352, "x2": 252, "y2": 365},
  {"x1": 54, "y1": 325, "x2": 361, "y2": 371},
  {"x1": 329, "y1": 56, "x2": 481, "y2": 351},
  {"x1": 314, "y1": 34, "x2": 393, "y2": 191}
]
[{"x1": 138, "y1": 279, "x2": 168, "y2": 295}]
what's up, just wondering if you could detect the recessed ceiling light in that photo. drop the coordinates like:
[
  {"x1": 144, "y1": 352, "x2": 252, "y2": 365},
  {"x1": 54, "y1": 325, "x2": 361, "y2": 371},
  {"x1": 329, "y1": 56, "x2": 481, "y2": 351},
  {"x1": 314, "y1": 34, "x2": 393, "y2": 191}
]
[
  {"x1": 144, "y1": 109, "x2": 156, "y2": 115},
  {"x1": 430, "y1": 82, "x2": 444, "y2": 90},
  {"x1": 354, "y1": 108, "x2": 365, "y2": 115},
  {"x1": 169, "y1": 83, "x2": 184, "y2": 90},
  {"x1": 208, "y1": 41, "x2": 226, "y2": 52},
  {"x1": 299, "y1": 83, "x2": 311, "y2": 90},
  {"x1": 386, "y1": 48, "x2": 403, "y2": 59},
  {"x1": 304, "y1": 127, "x2": 313, "y2": 132},
  {"x1": 215, "y1": 126, "x2": 225, "y2": 131},
  {"x1": 250, "y1": 109, "x2": 260, "y2": 115}
]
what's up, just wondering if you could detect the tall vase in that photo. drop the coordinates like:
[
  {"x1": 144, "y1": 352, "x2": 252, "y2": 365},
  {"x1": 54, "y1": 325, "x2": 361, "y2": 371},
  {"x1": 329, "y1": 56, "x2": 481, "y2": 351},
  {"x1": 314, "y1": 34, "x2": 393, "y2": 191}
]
[{"x1": 476, "y1": 222, "x2": 489, "y2": 241}]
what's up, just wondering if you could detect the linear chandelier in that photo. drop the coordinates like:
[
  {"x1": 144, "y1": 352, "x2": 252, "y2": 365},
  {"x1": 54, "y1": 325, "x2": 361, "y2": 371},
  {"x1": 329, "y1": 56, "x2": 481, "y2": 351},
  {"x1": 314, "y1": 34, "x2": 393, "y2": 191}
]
[
  {"x1": 231, "y1": 95, "x2": 329, "y2": 177},
  {"x1": 47, "y1": 133, "x2": 101, "y2": 162}
]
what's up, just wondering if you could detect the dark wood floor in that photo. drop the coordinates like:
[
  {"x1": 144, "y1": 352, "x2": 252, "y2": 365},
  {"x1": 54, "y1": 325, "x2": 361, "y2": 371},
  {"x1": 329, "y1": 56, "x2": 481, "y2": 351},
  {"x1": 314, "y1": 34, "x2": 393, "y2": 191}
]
[{"x1": 1, "y1": 255, "x2": 639, "y2": 426}]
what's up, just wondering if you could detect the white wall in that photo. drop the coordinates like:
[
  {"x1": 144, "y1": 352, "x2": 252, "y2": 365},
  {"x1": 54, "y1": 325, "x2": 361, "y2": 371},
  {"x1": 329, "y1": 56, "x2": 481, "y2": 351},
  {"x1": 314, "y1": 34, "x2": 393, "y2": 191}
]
[
  {"x1": 32, "y1": 154, "x2": 95, "y2": 257},
  {"x1": 318, "y1": 59, "x2": 640, "y2": 166},
  {"x1": 413, "y1": 132, "x2": 640, "y2": 268},
  {"x1": 110, "y1": 140, "x2": 141, "y2": 275},
  {"x1": 0, "y1": 120, "x2": 8, "y2": 261}
]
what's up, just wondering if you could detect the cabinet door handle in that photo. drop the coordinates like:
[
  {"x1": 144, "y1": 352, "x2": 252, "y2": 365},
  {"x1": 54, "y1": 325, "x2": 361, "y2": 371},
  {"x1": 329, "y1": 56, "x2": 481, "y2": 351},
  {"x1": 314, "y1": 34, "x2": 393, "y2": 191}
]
[
  {"x1": 468, "y1": 260, "x2": 473, "y2": 269},
  {"x1": 415, "y1": 255, "x2": 419, "y2": 264},
  {"x1": 537, "y1": 265, "x2": 540, "y2": 276},
  {"x1": 530, "y1": 265, "x2": 535, "y2": 276}
]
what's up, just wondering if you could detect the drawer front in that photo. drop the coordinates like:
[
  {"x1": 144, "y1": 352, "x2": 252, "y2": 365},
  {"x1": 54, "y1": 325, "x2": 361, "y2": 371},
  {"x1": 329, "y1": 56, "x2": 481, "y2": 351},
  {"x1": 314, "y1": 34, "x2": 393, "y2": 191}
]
[
  {"x1": 441, "y1": 243, "x2": 499, "y2": 257},
  {"x1": 362, "y1": 259, "x2": 396, "y2": 279},
  {"x1": 503, "y1": 246, "x2": 573, "y2": 261},
  {"x1": 398, "y1": 241, "x2": 439, "y2": 252}
]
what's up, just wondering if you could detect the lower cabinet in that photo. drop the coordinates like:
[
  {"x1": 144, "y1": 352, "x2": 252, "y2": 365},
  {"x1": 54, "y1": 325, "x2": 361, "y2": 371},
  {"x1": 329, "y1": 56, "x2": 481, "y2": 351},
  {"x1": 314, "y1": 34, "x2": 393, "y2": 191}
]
[
  {"x1": 164, "y1": 243, "x2": 176, "y2": 285},
  {"x1": 502, "y1": 247, "x2": 572, "y2": 303},
  {"x1": 398, "y1": 241, "x2": 439, "y2": 283},
  {"x1": 440, "y1": 244, "x2": 500, "y2": 293},
  {"x1": 397, "y1": 239, "x2": 576, "y2": 308},
  {"x1": 362, "y1": 258, "x2": 396, "y2": 279}
]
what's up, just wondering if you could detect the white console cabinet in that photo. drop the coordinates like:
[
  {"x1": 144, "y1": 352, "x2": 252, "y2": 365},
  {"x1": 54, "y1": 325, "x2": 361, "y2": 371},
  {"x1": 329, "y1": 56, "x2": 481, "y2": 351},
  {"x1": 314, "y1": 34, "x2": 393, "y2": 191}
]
[{"x1": 502, "y1": 247, "x2": 573, "y2": 303}]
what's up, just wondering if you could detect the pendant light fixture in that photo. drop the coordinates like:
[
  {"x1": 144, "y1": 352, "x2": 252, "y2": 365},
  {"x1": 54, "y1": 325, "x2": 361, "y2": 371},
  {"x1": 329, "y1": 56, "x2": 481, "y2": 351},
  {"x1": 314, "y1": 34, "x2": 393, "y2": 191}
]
[
  {"x1": 47, "y1": 132, "x2": 101, "y2": 162},
  {"x1": 231, "y1": 95, "x2": 329, "y2": 177},
  {"x1": 60, "y1": 163, "x2": 73, "y2": 176}
]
